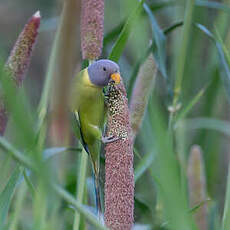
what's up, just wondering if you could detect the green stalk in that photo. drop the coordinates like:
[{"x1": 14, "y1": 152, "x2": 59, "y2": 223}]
[
  {"x1": 169, "y1": 0, "x2": 195, "y2": 129},
  {"x1": 73, "y1": 149, "x2": 88, "y2": 230}
]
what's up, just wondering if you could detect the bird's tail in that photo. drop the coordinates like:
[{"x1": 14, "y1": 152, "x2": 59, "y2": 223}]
[
  {"x1": 91, "y1": 162, "x2": 103, "y2": 221},
  {"x1": 94, "y1": 173, "x2": 102, "y2": 218}
]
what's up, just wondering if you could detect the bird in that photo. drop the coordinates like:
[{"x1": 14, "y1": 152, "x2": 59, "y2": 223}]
[{"x1": 70, "y1": 59, "x2": 121, "y2": 217}]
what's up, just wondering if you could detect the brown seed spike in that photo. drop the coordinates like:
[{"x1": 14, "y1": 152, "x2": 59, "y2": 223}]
[
  {"x1": 130, "y1": 53, "x2": 157, "y2": 140},
  {"x1": 80, "y1": 0, "x2": 104, "y2": 60},
  {"x1": 5, "y1": 11, "x2": 41, "y2": 86},
  {"x1": 188, "y1": 145, "x2": 208, "y2": 230},
  {"x1": 104, "y1": 79, "x2": 134, "y2": 230},
  {"x1": 0, "y1": 11, "x2": 40, "y2": 136}
]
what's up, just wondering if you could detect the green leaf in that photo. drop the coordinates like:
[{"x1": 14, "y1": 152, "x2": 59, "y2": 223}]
[
  {"x1": 215, "y1": 28, "x2": 230, "y2": 67},
  {"x1": 144, "y1": 3, "x2": 167, "y2": 79},
  {"x1": 196, "y1": 0, "x2": 230, "y2": 13},
  {"x1": 183, "y1": 117, "x2": 230, "y2": 137},
  {"x1": 195, "y1": 23, "x2": 230, "y2": 103},
  {"x1": 172, "y1": 0, "x2": 195, "y2": 104},
  {"x1": 149, "y1": 0, "x2": 176, "y2": 11},
  {"x1": 103, "y1": 22, "x2": 124, "y2": 48},
  {"x1": 222, "y1": 166, "x2": 230, "y2": 230},
  {"x1": 127, "y1": 20, "x2": 183, "y2": 98},
  {"x1": 108, "y1": 0, "x2": 145, "y2": 62},
  {"x1": 149, "y1": 0, "x2": 230, "y2": 13},
  {"x1": 0, "y1": 166, "x2": 22, "y2": 229}
]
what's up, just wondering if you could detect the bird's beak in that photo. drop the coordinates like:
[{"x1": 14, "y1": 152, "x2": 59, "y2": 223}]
[{"x1": 110, "y1": 73, "x2": 121, "y2": 84}]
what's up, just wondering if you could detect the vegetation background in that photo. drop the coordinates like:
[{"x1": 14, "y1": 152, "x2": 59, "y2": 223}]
[{"x1": 0, "y1": 0, "x2": 230, "y2": 229}]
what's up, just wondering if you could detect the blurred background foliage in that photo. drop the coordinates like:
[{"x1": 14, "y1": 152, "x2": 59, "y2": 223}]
[{"x1": 1, "y1": 0, "x2": 230, "y2": 229}]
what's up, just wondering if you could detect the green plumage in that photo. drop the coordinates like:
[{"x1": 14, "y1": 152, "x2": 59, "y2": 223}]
[
  {"x1": 70, "y1": 68, "x2": 105, "y2": 214},
  {"x1": 71, "y1": 68, "x2": 105, "y2": 169}
]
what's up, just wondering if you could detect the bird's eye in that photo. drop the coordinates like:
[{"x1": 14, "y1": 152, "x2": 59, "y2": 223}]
[{"x1": 103, "y1": 67, "x2": 106, "y2": 71}]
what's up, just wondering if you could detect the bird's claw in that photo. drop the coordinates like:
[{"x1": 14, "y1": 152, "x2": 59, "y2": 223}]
[{"x1": 101, "y1": 135, "x2": 120, "y2": 144}]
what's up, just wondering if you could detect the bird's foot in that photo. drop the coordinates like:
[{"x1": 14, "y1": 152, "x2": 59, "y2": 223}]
[{"x1": 101, "y1": 135, "x2": 120, "y2": 144}]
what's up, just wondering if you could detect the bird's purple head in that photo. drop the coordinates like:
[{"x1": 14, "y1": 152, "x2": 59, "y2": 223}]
[{"x1": 88, "y1": 59, "x2": 120, "y2": 87}]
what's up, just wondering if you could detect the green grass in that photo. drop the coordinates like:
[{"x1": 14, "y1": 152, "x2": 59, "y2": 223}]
[{"x1": 1, "y1": 0, "x2": 230, "y2": 229}]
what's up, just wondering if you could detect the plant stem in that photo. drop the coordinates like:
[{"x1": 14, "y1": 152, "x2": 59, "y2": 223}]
[
  {"x1": 169, "y1": 0, "x2": 195, "y2": 129},
  {"x1": 73, "y1": 149, "x2": 88, "y2": 230}
]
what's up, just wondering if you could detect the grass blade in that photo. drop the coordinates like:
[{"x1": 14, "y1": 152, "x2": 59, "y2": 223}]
[
  {"x1": 149, "y1": 0, "x2": 230, "y2": 14},
  {"x1": 108, "y1": 0, "x2": 145, "y2": 62},
  {"x1": 171, "y1": 0, "x2": 195, "y2": 111},
  {"x1": 183, "y1": 117, "x2": 230, "y2": 137},
  {"x1": 196, "y1": 0, "x2": 230, "y2": 14},
  {"x1": 128, "y1": 20, "x2": 183, "y2": 97},
  {"x1": 196, "y1": 23, "x2": 230, "y2": 102},
  {"x1": 0, "y1": 166, "x2": 22, "y2": 229},
  {"x1": 144, "y1": 3, "x2": 167, "y2": 79}
]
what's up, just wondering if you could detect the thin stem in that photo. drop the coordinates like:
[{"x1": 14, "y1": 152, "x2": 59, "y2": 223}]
[
  {"x1": 169, "y1": 0, "x2": 195, "y2": 129},
  {"x1": 73, "y1": 149, "x2": 88, "y2": 230}
]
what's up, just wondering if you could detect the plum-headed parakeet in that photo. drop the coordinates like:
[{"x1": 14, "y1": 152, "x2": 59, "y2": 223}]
[{"x1": 70, "y1": 59, "x2": 121, "y2": 215}]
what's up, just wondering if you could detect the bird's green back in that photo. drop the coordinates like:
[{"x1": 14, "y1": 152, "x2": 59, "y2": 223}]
[{"x1": 71, "y1": 68, "x2": 105, "y2": 172}]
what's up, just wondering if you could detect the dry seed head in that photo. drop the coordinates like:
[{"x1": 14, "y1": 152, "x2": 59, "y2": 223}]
[
  {"x1": 130, "y1": 54, "x2": 157, "y2": 139},
  {"x1": 105, "y1": 80, "x2": 134, "y2": 230},
  {"x1": 188, "y1": 145, "x2": 208, "y2": 230},
  {"x1": 0, "y1": 11, "x2": 40, "y2": 136},
  {"x1": 5, "y1": 11, "x2": 41, "y2": 86},
  {"x1": 80, "y1": 0, "x2": 104, "y2": 59}
]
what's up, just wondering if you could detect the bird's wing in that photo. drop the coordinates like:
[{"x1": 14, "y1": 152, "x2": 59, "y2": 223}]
[{"x1": 73, "y1": 111, "x2": 90, "y2": 155}]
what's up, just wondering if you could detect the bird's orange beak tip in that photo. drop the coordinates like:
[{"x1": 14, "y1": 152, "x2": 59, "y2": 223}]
[{"x1": 111, "y1": 73, "x2": 121, "y2": 84}]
